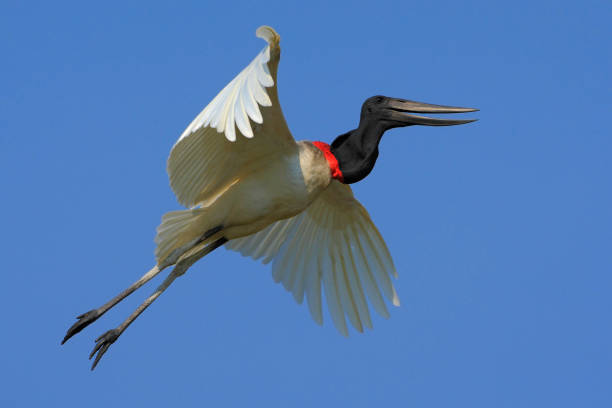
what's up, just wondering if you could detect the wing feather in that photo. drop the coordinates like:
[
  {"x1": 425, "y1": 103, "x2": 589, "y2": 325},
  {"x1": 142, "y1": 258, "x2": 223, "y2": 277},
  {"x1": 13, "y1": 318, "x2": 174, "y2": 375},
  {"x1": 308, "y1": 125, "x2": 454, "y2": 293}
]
[
  {"x1": 271, "y1": 214, "x2": 304, "y2": 283},
  {"x1": 290, "y1": 215, "x2": 318, "y2": 304},
  {"x1": 355, "y1": 217, "x2": 398, "y2": 305},
  {"x1": 322, "y1": 245, "x2": 349, "y2": 336},
  {"x1": 167, "y1": 26, "x2": 295, "y2": 208},
  {"x1": 332, "y1": 241, "x2": 362, "y2": 332},
  {"x1": 226, "y1": 181, "x2": 399, "y2": 335},
  {"x1": 280, "y1": 214, "x2": 311, "y2": 292},
  {"x1": 340, "y1": 229, "x2": 373, "y2": 330},
  {"x1": 350, "y1": 223, "x2": 390, "y2": 318}
]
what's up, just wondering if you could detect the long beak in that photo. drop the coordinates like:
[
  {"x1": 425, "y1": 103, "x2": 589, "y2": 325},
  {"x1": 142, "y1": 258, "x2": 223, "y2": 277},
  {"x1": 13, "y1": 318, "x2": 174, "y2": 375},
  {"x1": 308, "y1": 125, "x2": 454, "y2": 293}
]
[{"x1": 386, "y1": 98, "x2": 478, "y2": 126}]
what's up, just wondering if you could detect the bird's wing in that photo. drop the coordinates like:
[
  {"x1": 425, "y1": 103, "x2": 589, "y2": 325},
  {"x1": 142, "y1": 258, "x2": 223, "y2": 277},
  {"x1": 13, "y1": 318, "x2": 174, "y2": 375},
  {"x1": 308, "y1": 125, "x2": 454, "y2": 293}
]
[
  {"x1": 226, "y1": 181, "x2": 400, "y2": 336},
  {"x1": 167, "y1": 26, "x2": 296, "y2": 208}
]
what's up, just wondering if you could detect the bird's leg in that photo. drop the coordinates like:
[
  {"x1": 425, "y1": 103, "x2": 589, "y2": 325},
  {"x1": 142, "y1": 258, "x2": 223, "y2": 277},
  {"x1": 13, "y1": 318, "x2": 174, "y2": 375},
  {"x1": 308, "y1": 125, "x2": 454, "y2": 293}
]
[
  {"x1": 89, "y1": 237, "x2": 228, "y2": 370},
  {"x1": 62, "y1": 265, "x2": 166, "y2": 344},
  {"x1": 62, "y1": 225, "x2": 224, "y2": 345}
]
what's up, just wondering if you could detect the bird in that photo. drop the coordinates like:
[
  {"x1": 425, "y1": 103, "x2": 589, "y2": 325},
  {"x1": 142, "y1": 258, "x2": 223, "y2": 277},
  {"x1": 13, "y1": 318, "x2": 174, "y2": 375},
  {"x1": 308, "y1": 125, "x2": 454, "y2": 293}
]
[{"x1": 62, "y1": 25, "x2": 477, "y2": 370}]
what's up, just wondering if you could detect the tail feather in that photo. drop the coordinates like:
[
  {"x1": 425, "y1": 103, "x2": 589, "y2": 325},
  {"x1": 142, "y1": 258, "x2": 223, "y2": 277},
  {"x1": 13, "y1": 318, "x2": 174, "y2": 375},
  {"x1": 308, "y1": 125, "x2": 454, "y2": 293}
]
[{"x1": 155, "y1": 208, "x2": 210, "y2": 266}]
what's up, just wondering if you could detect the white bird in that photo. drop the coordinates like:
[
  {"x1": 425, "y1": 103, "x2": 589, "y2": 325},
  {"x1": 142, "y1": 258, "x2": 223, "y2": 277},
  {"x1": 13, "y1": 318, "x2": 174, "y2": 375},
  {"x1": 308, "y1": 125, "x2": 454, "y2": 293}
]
[{"x1": 62, "y1": 26, "x2": 477, "y2": 370}]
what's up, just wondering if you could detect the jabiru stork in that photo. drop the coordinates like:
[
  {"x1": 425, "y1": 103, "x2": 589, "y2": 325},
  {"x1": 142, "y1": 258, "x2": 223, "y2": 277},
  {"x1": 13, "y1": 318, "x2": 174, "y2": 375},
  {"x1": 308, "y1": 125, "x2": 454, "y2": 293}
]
[{"x1": 62, "y1": 26, "x2": 477, "y2": 370}]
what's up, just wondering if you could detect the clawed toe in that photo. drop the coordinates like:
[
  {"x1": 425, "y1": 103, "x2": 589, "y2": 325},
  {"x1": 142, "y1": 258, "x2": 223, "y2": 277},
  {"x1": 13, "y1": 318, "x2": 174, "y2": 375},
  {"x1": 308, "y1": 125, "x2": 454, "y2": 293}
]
[
  {"x1": 61, "y1": 309, "x2": 101, "y2": 345},
  {"x1": 89, "y1": 328, "x2": 120, "y2": 370}
]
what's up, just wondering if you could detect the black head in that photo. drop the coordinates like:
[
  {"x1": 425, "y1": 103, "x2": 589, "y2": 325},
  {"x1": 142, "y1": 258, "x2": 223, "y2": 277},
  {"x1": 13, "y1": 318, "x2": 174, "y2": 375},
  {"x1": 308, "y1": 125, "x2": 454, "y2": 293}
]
[
  {"x1": 361, "y1": 95, "x2": 478, "y2": 130},
  {"x1": 330, "y1": 95, "x2": 477, "y2": 184}
]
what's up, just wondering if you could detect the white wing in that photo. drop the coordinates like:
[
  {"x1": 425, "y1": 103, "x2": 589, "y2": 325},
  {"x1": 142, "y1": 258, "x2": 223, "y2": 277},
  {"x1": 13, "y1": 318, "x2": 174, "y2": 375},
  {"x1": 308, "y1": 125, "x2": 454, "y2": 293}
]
[
  {"x1": 226, "y1": 181, "x2": 400, "y2": 336},
  {"x1": 168, "y1": 26, "x2": 295, "y2": 208}
]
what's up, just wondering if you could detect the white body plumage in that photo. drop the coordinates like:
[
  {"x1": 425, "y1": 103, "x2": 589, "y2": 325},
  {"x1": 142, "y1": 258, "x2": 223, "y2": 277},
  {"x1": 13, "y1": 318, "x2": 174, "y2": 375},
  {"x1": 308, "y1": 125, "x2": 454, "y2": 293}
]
[{"x1": 184, "y1": 141, "x2": 333, "y2": 242}]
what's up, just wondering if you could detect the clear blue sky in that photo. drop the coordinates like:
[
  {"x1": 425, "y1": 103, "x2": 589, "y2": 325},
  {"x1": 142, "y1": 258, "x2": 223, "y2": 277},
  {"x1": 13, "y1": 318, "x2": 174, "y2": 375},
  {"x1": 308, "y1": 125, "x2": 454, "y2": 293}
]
[{"x1": 1, "y1": 0, "x2": 610, "y2": 406}]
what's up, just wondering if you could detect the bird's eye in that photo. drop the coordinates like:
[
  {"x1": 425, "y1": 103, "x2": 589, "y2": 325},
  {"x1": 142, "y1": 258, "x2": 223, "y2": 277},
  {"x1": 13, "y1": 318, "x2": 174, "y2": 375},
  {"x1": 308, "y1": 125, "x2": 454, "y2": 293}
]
[{"x1": 376, "y1": 97, "x2": 383, "y2": 103}]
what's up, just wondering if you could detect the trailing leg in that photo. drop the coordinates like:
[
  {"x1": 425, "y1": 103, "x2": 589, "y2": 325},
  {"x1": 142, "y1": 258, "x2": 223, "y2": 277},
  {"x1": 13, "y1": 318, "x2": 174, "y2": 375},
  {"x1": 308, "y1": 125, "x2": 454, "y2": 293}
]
[
  {"x1": 62, "y1": 265, "x2": 164, "y2": 344},
  {"x1": 62, "y1": 224, "x2": 224, "y2": 345},
  {"x1": 89, "y1": 237, "x2": 227, "y2": 370}
]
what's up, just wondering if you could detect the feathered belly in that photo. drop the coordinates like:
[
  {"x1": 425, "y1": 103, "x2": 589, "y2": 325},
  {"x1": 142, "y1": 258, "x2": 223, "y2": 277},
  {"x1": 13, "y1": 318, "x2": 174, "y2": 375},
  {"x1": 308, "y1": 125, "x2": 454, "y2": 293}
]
[{"x1": 219, "y1": 143, "x2": 331, "y2": 240}]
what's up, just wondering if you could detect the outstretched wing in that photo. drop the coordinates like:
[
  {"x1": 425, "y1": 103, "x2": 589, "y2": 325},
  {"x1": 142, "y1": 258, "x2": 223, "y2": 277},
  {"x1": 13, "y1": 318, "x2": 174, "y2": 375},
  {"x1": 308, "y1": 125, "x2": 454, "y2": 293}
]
[
  {"x1": 167, "y1": 26, "x2": 296, "y2": 208},
  {"x1": 225, "y1": 181, "x2": 400, "y2": 336}
]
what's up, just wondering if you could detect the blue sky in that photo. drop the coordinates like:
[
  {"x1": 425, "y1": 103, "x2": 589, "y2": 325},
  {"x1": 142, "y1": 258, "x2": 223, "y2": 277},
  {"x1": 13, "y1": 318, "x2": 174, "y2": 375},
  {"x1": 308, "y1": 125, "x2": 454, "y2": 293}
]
[{"x1": 1, "y1": 0, "x2": 610, "y2": 406}]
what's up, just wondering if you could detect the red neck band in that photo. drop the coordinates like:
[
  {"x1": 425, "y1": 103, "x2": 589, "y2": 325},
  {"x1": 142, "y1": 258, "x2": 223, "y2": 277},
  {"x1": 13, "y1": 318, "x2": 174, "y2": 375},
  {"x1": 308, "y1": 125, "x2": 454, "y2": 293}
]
[{"x1": 312, "y1": 141, "x2": 344, "y2": 183}]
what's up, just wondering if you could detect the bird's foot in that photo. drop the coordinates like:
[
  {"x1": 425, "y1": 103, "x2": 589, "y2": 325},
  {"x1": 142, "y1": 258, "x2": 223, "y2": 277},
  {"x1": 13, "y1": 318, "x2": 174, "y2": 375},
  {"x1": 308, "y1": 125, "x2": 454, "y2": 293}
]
[
  {"x1": 62, "y1": 309, "x2": 101, "y2": 345},
  {"x1": 89, "y1": 328, "x2": 121, "y2": 370}
]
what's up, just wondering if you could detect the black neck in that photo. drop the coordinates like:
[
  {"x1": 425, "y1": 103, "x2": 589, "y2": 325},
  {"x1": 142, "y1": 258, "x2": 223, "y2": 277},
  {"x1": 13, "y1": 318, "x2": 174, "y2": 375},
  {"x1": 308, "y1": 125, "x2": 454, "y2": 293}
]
[{"x1": 330, "y1": 120, "x2": 387, "y2": 184}]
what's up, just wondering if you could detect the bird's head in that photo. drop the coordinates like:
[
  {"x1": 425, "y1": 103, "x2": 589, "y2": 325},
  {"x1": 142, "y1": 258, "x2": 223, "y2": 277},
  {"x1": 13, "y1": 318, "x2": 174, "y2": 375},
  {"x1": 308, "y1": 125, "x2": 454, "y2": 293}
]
[
  {"x1": 330, "y1": 95, "x2": 478, "y2": 184},
  {"x1": 360, "y1": 95, "x2": 477, "y2": 130}
]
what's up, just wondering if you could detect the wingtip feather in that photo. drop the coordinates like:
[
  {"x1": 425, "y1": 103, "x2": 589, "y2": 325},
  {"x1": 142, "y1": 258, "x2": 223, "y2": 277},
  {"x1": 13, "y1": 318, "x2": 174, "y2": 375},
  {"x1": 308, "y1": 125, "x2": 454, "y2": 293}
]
[
  {"x1": 255, "y1": 26, "x2": 280, "y2": 46},
  {"x1": 392, "y1": 286, "x2": 401, "y2": 307}
]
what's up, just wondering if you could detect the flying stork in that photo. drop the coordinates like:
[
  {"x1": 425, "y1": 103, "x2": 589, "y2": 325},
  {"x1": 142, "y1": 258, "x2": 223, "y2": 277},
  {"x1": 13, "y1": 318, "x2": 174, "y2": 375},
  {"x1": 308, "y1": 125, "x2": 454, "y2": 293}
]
[{"x1": 62, "y1": 26, "x2": 477, "y2": 370}]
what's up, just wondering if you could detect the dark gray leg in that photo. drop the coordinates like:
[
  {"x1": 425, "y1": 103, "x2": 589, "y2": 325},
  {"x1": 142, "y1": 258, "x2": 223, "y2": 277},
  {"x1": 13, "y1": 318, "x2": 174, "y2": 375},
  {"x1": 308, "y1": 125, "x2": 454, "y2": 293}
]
[
  {"x1": 89, "y1": 237, "x2": 227, "y2": 370},
  {"x1": 62, "y1": 225, "x2": 224, "y2": 345},
  {"x1": 62, "y1": 265, "x2": 163, "y2": 344}
]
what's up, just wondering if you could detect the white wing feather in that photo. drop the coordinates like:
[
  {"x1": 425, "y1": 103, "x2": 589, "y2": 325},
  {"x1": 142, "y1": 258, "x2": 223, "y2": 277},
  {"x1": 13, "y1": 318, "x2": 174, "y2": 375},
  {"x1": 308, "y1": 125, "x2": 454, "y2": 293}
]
[
  {"x1": 180, "y1": 45, "x2": 272, "y2": 142},
  {"x1": 225, "y1": 181, "x2": 400, "y2": 336},
  {"x1": 168, "y1": 26, "x2": 295, "y2": 208}
]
